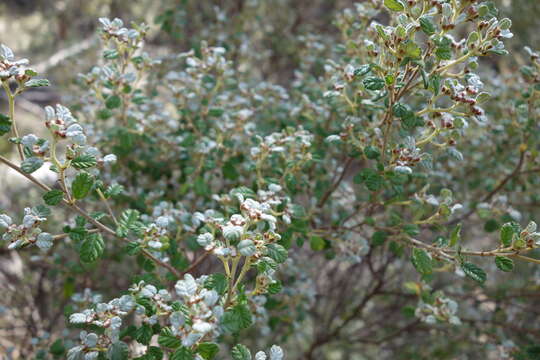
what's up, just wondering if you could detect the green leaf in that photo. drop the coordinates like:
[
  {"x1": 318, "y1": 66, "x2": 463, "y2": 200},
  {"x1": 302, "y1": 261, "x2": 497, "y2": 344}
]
[
  {"x1": 372, "y1": 231, "x2": 388, "y2": 246},
  {"x1": 354, "y1": 64, "x2": 371, "y2": 77},
  {"x1": 108, "y1": 341, "x2": 129, "y2": 360},
  {"x1": 364, "y1": 145, "x2": 380, "y2": 159},
  {"x1": 449, "y1": 223, "x2": 461, "y2": 247},
  {"x1": 135, "y1": 324, "x2": 153, "y2": 345},
  {"x1": 24, "y1": 79, "x2": 50, "y2": 88},
  {"x1": 289, "y1": 204, "x2": 306, "y2": 218},
  {"x1": 461, "y1": 262, "x2": 487, "y2": 284},
  {"x1": 435, "y1": 47, "x2": 452, "y2": 60},
  {"x1": 411, "y1": 248, "x2": 433, "y2": 275},
  {"x1": 384, "y1": 0, "x2": 405, "y2": 11},
  {"x1": 116, "y1": 209, "x2": 142, "y2": 237},
  {"x1": 500, "y1": 222, "x2": 516, "y2": 247},
  {"x1": 208, "y1": 108, "x2": 224, "y2": 117},
  {"x1": 267, "y1": 280, "x2": 282, "y2": 294},
  {"x1": 495, "y1": 256, "x2": 514, "y2": 272},
  {"x1": 72, "y1": 172, "x2": 94, "y2": 199},
  {"x1": 403, "y1": 224, "x2": 420, "y2": 237},
  {"x1": 231, "y1": 344, "x2": 251, "y2": 360},
  {"x1": 71, "y1": 154, "x2": 97, "y2": 169},
  {"x1": 80, "y1": 233, "x2": 104, "y2": 263},
  {"x1": 171, "y1": 347, "x2": 194, "y2": 360},
  {"x1": 402, "y1": 41, "x2": 421, "y2": 59},
  {"x1": 204, "y1": 273, "x2": 228, "y2": 295},
  {"x1": 197, "y1": 343, "x2": 219, "y2": 360},
  {"x1": 106, "y1": 94, "x2": 122, "y2": 109},
  {"x1": 266, "y1": 243, "x2": 288, "y2": 263},
  {"x1": 365, "y1": 172, "x2": 383, "y2": 191},
  {"x1": 158, "y1": 327, "x2": 181, "y2": 349},
  {"x1": 310, "y1": 236, "x2": 326, "y2": 251},
  {"x1": 363, "y1": 77, "x2": 386, "y2": 90},
  {"x1": 419, "y1": 16, "x2": 436, "y2": 35},
  {"x1": 43, "y1": 189, "x2": 64, "y2": 206},
  {"x1": 21, "y1": 157, "x2": 44, "y2": 173},
  {"x1": 0, "y1": 113, "x2": 11, "y2": 136},
  {"x1": 221, "y1": 304, "x2": 252, "y2": 333},
  {"x1": 49, "y1": 339, "x2": 65, "y2": 356}
]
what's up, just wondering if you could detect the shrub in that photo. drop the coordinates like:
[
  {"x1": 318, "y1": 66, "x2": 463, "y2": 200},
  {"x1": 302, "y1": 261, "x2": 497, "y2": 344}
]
[{"x1": 1, "y1": 1, "x2": 539, "y2": 359}]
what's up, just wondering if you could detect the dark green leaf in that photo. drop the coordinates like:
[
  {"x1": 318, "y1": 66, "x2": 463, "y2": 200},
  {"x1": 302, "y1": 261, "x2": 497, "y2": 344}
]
[
  {"x1": 266, "y1": 243, "x2": 288, "y2": 263},
  {"x1": 72, "y1": 172, "x2": 94, "y2": 199},
  {"x1": 21, "y1": 157, "x2": 44, "y2": 173},
  {"x1": 80, "y1": 233, "x2": 104, "y2": 263},
  {"x1": 43, "y1": 189, "x2": 64, "y2": 206},
  {"x1": 372, "y1": 231, "x2": 388, "y2": 246},
  {"x1": 171, "y1": 347, "x2": 194, "y2": 360},
  {"x1": 106, "y1": 94, "x2": 122, "y2": 109},
  {"x1": 135, "y1": 324, "x2": 153, "y2": 345},
  {"x1": 157, "y1": 327, "x2": 181, "y2": 349},
  {"x1": 231, "y1": 344, "x2": 251, "y2": 360},
  {"x1": 495, "y1": 256, "x2": 514, "y2": 272},
  {"x1": 204, "y1": 273, "x2": 228, "y2": 295},
  {"x1": 221, "y1": 304, "x2": 252, "y2": 333},
  {"x1": 0, "y1": 113, "x2": 11, "y2": 136},
  {"x1": 461, "y1": 262, "x2": 487, "y2": 284},
  {"x1": 364, "y1": 145, "x2": 380, "y2": 159},
  {"x1": 419, "y1": 16, "x2": 436, "y2": 35},
  {"x1": 363, "y1": 77, "x2": 386, "y2": 90},
  {"x1": 500, "y1": 222, "x2": 516, "y2": 247},
  {"x1": 197, "y1": 343, "x2": 219, "y2": 360},
  {"x1": 411, "y1": 248, "x2": 432, "y2": 275},
  {"x1": 72, "y1": 154, "x2": 97, "y2": 169}
]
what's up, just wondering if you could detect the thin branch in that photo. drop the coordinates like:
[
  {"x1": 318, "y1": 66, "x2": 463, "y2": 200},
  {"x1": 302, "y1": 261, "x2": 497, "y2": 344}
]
[{"x1": 0, "y1": 154, "x2": 182, "y2": 278}]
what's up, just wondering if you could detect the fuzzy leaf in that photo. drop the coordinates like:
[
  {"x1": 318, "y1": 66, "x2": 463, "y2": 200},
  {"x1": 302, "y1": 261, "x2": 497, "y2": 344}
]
[
  {"x1": 0, "y1": 113, "x2": 11, "y2": 136},
  {"x1": 232, "y1": 344, "x2": 252, "y2": 360},
  {"x1": 411, "y1": 248, "x2": 433, "y2": 275},
  {"x1": 24, "y1": 79, "x2": 50, "y2": 88},
  {"x1": 197, "y1": 343, "x2": 219, "y2": 360},
  {"x1": 384, "y1": 0, "x2": 405, "y2": 11},
  {"x1": 158, "y1": 327, "x2": 181, "y2": 349},
  {"x1": 72, "y1": 154, "x2": 97, "y2": 169},
  {"x1": 266, "y1": 243, "x2": 287, "y2": 263},
  {"x1": 72, "y1": 172, "x2": 94, "y2": 199},
  {"x1": 419, "y1": 16, "x2": 436, "y2": 35},
  {"x1": 80, "y1": 233, "x2": 104, "y2": 263},
  {"x1": 461, "y1": 262, "x2": 487, "y2": 284},
  {"x1": 495, "y1": 256, "x2": 514, "y2": 272},
  {"x1": 21, "y1": 157, "x2": 44, "y2": 173},
  {"x1": 43, "y1": 189, "x2": 64, "y2": 206}
]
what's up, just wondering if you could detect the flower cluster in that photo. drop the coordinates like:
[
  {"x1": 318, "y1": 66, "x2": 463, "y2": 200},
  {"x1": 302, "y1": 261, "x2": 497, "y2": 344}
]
[{"x1": 1, "y1": 207, "x2": 52, "y2": 250}]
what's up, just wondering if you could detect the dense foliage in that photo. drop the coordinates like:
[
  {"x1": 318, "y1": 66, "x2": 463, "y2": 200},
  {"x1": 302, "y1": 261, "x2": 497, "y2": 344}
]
[{"x1": 1, "y1": 0, "x2": 540, "y2": 359}]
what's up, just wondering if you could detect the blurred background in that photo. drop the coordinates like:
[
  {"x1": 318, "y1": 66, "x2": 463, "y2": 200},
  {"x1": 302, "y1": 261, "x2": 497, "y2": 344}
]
[{"x1": 0, "y1": 0, "x2": 539, "y2": 357}]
